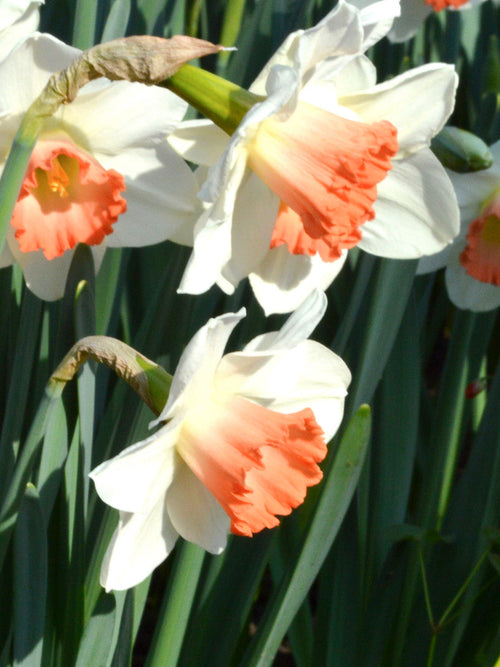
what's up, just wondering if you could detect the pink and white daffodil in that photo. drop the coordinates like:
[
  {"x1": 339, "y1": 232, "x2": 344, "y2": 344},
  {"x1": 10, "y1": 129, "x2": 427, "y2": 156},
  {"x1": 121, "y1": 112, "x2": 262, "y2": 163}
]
[
  {"x1": 169, "y1": 0, "x2": 459, "y2": 315},
  {"x1": 0, "y1": 0, "x2": 42, "y2": 61},
  {"x1": 387, "y1": 0, "x2": 485, "y2": 44},
  {"x1": 418, "y1": 140, "x2": 500, "y2": 311},
  {"x1": 90, "y1": 291, "x2": 350, "y2": 591},
  {"x1": 0, "y1": 32, "x2": 199, "y2": 300}
]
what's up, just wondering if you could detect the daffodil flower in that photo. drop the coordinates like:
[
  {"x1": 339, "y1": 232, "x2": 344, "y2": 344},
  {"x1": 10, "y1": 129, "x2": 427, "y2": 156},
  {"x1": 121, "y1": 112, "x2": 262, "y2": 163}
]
[
  {"x1": 387, "y1": 0, "x2": 485, "y2": 44},
  {"x1": 90, "y1": 291, "x2": 350, "y2": 591},
  {"x1": 418, "y1": 141, "x2": 500, "y2": 311},
  {"x1": 0, "y1": 32, "x2": 199, "y2": 300},
  {"x1": 169, "y1": 0, "x2": 459, "y2": 315},
  {"x1": 0, "y1": 0, "x2": 42, "y2": 61}
]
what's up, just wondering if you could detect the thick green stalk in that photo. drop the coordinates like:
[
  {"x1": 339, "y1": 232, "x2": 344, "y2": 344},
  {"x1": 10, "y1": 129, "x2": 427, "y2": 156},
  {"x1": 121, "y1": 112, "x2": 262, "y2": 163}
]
[
  {"x1": 0, "y1": 117, "x2": 44, "y2": 259},
  {"x1": 163, "y1": 64, "x2": 262, "y2": 135}
]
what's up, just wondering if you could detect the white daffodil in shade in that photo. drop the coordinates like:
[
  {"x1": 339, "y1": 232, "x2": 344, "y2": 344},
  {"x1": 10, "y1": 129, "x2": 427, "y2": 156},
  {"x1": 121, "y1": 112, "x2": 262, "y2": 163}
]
[
  {"x1": 0, "y1": 32, "x2": 199, "y2": 300},
  {"x1": 387, "y1": 0, "x2": 484, "y2": 44},
  {"x1": 418, "y1": 141, "x2": 500, "y2": 311},
  {"x1": 0, "y1": 0, "x2": 42, "y2": 61},
  {"x1": 90, "y1": 291, "x2": 351, "y2": 591},
  {"x1": 168, "y1": 0, "x2": 459, "y2": 315}
]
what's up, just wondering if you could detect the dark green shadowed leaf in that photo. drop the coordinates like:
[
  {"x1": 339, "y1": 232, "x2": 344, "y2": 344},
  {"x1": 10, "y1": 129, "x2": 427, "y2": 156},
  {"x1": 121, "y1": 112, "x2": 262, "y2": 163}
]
[
  {"x1": 179, "y1": 531, "x2": 274, "y2": 666},
  {"x1": 13, "y1": 484, "x2": 47, "y2": 667}
]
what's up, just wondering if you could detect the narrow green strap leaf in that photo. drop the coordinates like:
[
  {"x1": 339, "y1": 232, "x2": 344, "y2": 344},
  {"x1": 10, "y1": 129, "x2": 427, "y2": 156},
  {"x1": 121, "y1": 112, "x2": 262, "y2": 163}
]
[
  {"x1": 72, "y1": 0, "x2": 98, "y2": 48},
  {"x1": 389, "y1": 309, "x2": 476, "y2": 665},
  {"x1": 72, "y1": 247, "x2": 97, "y2": 522},
  {"x1": 146, "y1": 541, "x2": 205, "y2": 667},
  {"x1": 364, "y1": 295, "x2": 420, "y2": 588},
  {"x1": 95, "y1": 248, "x2": 128, "y2": 336},
  {"x1": 101, "y1": 0, "x2": 132, "y2": 41},
  {"x1": 36, "y1": 398, "x2": 69, "y2": 524},
  {"x1": 217, "y1": 0, "x2": 246, "y2": 72},
  {"x1": 180, "y1": 532, "x2": 274, "y2": 666},
  {"x1": 421, "y1": 309, "x2": 475, "y2": 531},
  {"x1": 74, "y1": 593, "x2": 116, "y2": 667},
  {"x1": 347, "y1": 258, "x2": 418, "y2": 410},
  {"x1": 13, "y1": 484, "x2": 47, "y2": 667},
  {"x1": 110, "y1": 590, "x2": 134, "y2": 667},
  {"x1": 241, "y1": 405, "x2": 371, "y2": 667},
  {"x1": 0, "y1": 388, "x2": 62, "y2": 570},
  {"x1": 0, "y1": 289, "x2": 42, "y2": 497}
]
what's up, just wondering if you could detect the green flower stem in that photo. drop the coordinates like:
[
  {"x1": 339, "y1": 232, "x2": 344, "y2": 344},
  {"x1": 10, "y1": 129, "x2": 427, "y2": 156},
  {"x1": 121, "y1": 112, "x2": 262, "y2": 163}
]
[
  {"x1": 146, "y1": 541, "x2": 205, "y2": 667},
  {"x1": 425, "y1": 547, "x2": 492, "y2": 667},
  {"x1": 438, "y1": 548, "x2": 492, "y2": 630},
  {"x1": 163, "y1": 64, "x2": 263, "y2": 135},
  {"x1": 419, "y1": 546, "x2": 435, "y2": 630},
  {"x1": 0, "y1": 113, "x2": 45, "y2": 259}
]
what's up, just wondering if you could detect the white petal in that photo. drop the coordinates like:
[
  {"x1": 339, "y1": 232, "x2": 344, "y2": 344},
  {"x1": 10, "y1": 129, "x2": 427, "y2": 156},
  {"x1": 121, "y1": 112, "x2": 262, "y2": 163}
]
[
  {"x1": 306, "y1": 54, "x2": 376, "y2": 97},
  {"x1": 96, "y1": 144, "x2": 201, "y2": 248},
  {"x1": 215, "y1": 339, "x2": 351, "y2": 440},
  {"x1": 290, "y1": 1, "x2": 364, "y2": 73},
  {"x1": 445, "y1": 243, "x2": 500, "y2": 312},
  {"x1": 244, "y1": 289, "x2": 327, "y2": 352},
  {"x1": 359, "y1": 149, "x2": 460, "y2": 258},
  {"x1": 167, "y1": 460, "x2": 229, "y2": 553},
  {"x1": 219, "y1": 173, "x2": 279, "y2": 288},
  {"x1": 0, "y1": 0, "x2": 41, "y2": 30},
  {"x1": 60, "y1": 79, "x2": 187, "y2": 155},
  {"x1": 249, "y1": 247, "x2": 347, "y2": 315},
  {"x1": 0, "y1": 3, "x2": 40, "y2": 61},
  {"x1": 154, "y1": 311, "x2": 245, "y2": 424},
  {"x1": 7, "y1": 231, "x2": 107, "y2": 301},
  {"x1": 168, "y1": 120, "x2": 229, "y2": 166},
  {"x1": 0, "y1": 33, "x2": 79, "y2": 114},
  {"x1": 0, "y1": 111, "x2": 21, "y2": 161},
  {"x1": 250, "y1": 1, "x2": 363, "y2": 95},
  {"x1": 178, "y1": 151, "x2": 249, "y2": 295},
  {"x1": 99, "y1": 501, "x2": 178, "y2": 592},
  {"x1": 339, "y1": 63, "x2": 458, "y2": 154},
  {"x1": 388, "y1": 0, "x2": 432, "y2": 43},
  {"x1": 90, "y1": 421, "x2": 179, "y2": 514},
  {"x1": 447, "y1": 142, "x2": 500, "y2": 221},
  {"x1": 348, "y1": 0, "x2": 401, "y2": 49}
]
